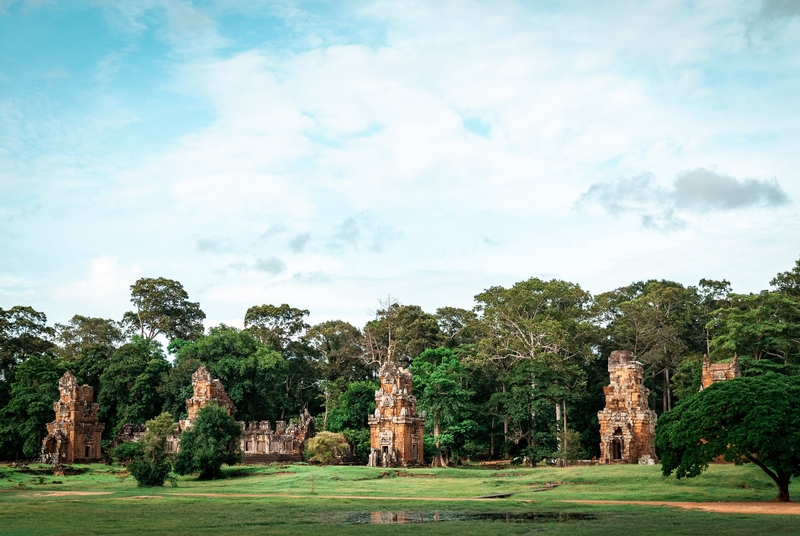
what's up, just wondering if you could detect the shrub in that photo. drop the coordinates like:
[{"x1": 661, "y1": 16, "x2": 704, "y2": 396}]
[
  {"x1": 111, "y1": 441, "x2": 143, "y2": 464},
  {"x1": 304, "y1": 431, "x2": 349, "y2": 465},
  {"x1": 126, "y1": 412, "x2": 176, "y2": 487},
  {"x1": 174, "y1": 403, "x2": 242, "y2": 479}
]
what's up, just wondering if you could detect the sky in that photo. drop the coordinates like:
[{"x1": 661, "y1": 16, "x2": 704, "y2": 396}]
[{"x1": 1, "y1": 0, "x2": 799, "y2": 330}]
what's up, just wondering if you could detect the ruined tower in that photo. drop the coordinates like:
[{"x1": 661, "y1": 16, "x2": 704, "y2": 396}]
[
  {"x1": 180, "y1": 364, "x2": 236, "y2": 431},
  {"x1": 597, "y1": 351, "x2": 658, "y2": 465},
  {"x1": 701, "y1": 354, "x2": 740, "y2": 390},
  {"x1": 367, "y1": 361, "x2": 425, "y2": 467},
  {"x1": 41, "y1": 371, "x2": 105, "y2": 464}
]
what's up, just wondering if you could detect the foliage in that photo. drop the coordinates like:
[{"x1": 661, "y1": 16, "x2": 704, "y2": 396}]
[
  {"x1": 364, "y1": 302, "x2": 441, "y2": 366},
  {"x1": 0, "y1": 306, "x2": 55, "y2": 410},
  {"x1": 554, "y1": 428, "x2": 585, "y2": 465},
  {"x1": 771, "y1": 257, "x2": 800, "y2": 298},
  {"x1": 306, "y1": 320, "x2": 369, "y2": 385},
  {"x1": 0, "y1": 353, "x2": 65, "y2": 459},
  {"x1": 326, "y1": 381, "x2": 377, "y2": 432},
  {"x1": 411, "y1": 348, "x2": 473, "y2": 465},
  {"x1": 707, "y1": 291, "x2": 800, "y2": 367},
  {"x1": 174, "y1": 403, "x2": 242, "y2": 479},
  {"x1": 55, "y1": 315, "x2": 124, "y2": 360},
  {"x1": 244, "y1": 304, "x2": 309, "y2": 351},
  {"x1": 122, "y1": 277, "x2": 206, "y2": 341},
  {"x1": 111, "y1": 440, "x2": 143, "y2": 464},
  {"x1": 304, "y1": 431, "x2": 350, "y2": 464},
  {"x1": 656, "y1": 374, "x2": 800, "y2": 501},
  {"x1": 175, "y1": 326, "x2": 293, "y2": 422},
  {"x1": 98, "y1": 337, "x2": 170, "y2": 436},
  {"x1": 127, "y1": 412, "x2": 176, "y2": 487}
]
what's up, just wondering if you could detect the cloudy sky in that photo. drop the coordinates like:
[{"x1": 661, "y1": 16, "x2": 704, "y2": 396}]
[{"x1": 1, "y1": 0, "x2": 798, "y2": 329}]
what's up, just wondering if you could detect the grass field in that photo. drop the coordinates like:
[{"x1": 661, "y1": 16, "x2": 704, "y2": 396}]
[{"x1": 1, "y1": 462, "x2": 797, "y2": 535}]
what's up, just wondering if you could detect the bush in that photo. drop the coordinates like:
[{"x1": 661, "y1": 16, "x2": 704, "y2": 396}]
[
  {"x1": 111, "y1": 441, "x2": 143, "y2": 464},
  {"x1": 174, "y1": 403, "x2": 241, "y2": 479},
  {"x1": 304, "y1": 432, "x2": 349, "y2": 465},
  {"x1": 122, "y1": 412, "x2": 176, "y2": 487}
]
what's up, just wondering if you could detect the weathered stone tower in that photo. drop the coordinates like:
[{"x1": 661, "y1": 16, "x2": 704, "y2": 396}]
[
  {"x1": 367, "y1": 361, "x2": 425, "y2": 467},
  {"x1": 701, "y1": 354, "x2": 740, "y2": 390},
  {"x1": 597, "y1": 351, "x2": 658, "y2": 465},
  {"x1": 180, "y1": 364, "x2": 236, "y2": 431},
  {"x1": 41, "y1": 371, "x2": 105, "y2": 464}
]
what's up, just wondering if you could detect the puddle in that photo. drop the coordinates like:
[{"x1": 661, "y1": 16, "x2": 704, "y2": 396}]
[{"x1": 339, "y1": 511, "x2": 597, "y2": 524}]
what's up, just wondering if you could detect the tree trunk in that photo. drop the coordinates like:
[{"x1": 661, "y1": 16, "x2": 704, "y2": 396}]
[
  {"x1": 502, "y1": 382, "x2": 509, "y2": 460},
  {"x1": 775, "y1": 473, "x2": 791, "y2": 502},
  {"x1": 430, "y1": 412, "x2": 447, "y2": 467}
]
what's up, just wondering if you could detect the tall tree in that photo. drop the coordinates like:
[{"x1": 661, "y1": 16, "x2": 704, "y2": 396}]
[
  {"x1": 0, "y1": 354, "x2": 65, "y2": 459},
  {"x1": 0, "y1": 306, "x2": 55, "y2": 409},
  {"x1": 244, "y1": 304, "x2": 310, "y2": 351},
  {"x1": 410, "y1": 348, "x2": 473, "y2": 466},
  {"x1": 123, "y1": 277, "x2": 206, "y2": 341},
  {"x1": 657, "y1": 374, "x2": 800, "y2": 502},
  {"x1": 54, "y1": 315, "x2": 124, "y2": 392},
  {"x1": 364, "y1": 302, "x2": 441, "y2": 366},
  {"x1": 771, "y1": 255, "x2": 800, "y2": 298},
  {"x1": 98, "y1": 337, "x2": 170, "y2": 435}
]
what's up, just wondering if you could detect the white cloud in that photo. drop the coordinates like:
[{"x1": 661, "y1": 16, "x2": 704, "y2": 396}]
[{"x1": 51, "y1": 256, "x2": 142, "y2": 318}]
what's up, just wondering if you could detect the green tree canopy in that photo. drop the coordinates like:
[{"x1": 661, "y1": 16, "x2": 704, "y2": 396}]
[
  {"x1": 174, "y1": 403, "x2": 242, "y2": 479},
  {"x1": 123, "y1": 277, "x2": 206, "y2": 341},
  {"x1": 98, "y1": 337, "x2": 170, "y2": 435},
  {"x1": 656, "y1": 374, "x2": 800, "y2": 502},
  {"x1": 411, "y1": 347, "x2": 474, "y2": 466},
  {"x1": 244, "y1": 303, "x2": 310, "y2": 351},
  {"x1": 771, "y1": 255, "x2": 800, "y2": 298},
  {"x1": 0, "y1": 354, "x2": 65, "y2": 459},
  {"x1": 304, "y1": 431, "x2": 349, "y2": 465}
]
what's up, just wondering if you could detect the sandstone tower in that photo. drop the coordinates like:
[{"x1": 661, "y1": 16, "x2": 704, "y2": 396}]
[
  {"x1": 597, "y1": 351, "x2": 658, "y2": 465},
  {"x1": 367, "y1": 361, "x2": 425, "y2": 467},
  {"x1": 41, "y1": 371, "x2": 105, "y2": 464},
  {"x1": 180, "y1": 364, "x2": 236, "y2": 431},
  {"x1": 701, "y1": 354, "x2": 740, "y2": 390}
]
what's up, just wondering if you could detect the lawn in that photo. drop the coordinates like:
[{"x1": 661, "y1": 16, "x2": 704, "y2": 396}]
[{"x1": 0, "y1": 462, "x2": 797, "y2": 535}]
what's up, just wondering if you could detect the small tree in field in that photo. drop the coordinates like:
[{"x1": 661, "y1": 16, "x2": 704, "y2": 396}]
[
  {"x1": 656, "y1": 374, "x2": 800, "y2": 502},
  {"x1": 174, "y1": 403, "x2": 242, "y2": 479},
  {"x1": 125, "y1": 412, "x2": 176, "y2": 487},
  {"x1": 304, "y1": 431, "x2": 349, "y2": 465}
]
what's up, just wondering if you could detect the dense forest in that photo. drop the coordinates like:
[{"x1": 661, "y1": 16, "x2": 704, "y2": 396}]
[{"x1": 1, "y1": 257, "x2": 799, "y2": 464}]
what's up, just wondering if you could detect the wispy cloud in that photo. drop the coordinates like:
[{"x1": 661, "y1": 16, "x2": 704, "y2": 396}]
[
  {"x1": 328, "y1": 212, "x2": 398, "y2": 254},
  {"x1": 576, "y1": 169, "x2": 789, "y2": 231}
]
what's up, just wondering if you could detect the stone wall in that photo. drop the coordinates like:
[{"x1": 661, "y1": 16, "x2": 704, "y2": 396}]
[
  {"x1": 597, "y1": 351, "x2": 658, "y2": 465},
  {"x1": 41, "y1": 371, "x2": 105, "y2": 464},
  {"x1": 701, "y1": 354, "x2": 740, "y2": 389},
  {"x1": 367, "y1": 361, "x2": 425, "y2": 467}
]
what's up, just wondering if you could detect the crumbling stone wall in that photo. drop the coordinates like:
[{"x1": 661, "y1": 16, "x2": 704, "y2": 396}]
[
  {"x1": 701, "y1": 354, "x2": 740, "y2": 389},
  {"x1": 240, "y1": 410, "x2": 315, "y2": 462},
  {"x1": 41, "y1": 371, "x2": 105, "y2": 464},
  {"x1": 367, "y1": 361, "x2": 425, "y2": 467},
  {"x1": 597, "y1": 351, "x2": 658, "y2": 465}
]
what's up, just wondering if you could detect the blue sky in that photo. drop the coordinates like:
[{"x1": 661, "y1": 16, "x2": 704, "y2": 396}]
[{"x1": 1, "y1": 0, "x2": 799, "y2": 328}]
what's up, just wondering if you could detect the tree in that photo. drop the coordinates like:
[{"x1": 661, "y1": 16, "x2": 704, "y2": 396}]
[
  {"x1": 304, "y1": 431, "x2": 349, "y2": 465},
  {"x1": 127, "y1": 412, "x2": 176, "y2": 487},
  {"x1": 54, "y1": 315, "x2": 124, "y2": 360},
  {"x1": 0, "y1": 306, "x2": 55, "y2": 408},
  {"x1": 656, "y1": 374, "x2": 800, "y2": 502},
  {"x1": 707, "y1": 291, "x2": 800, "y2": 370},
  {"x1": 174, "y1": 403, "x2": 242, "y2": 479},
  {"x1": 325, "y1": 381, "x2": 376, "y2": 461},
  {"x1": 98, "y1": 337, "x2": 170, "y2": 435},
  {"x1": 771, "y1": 255, "x2": 800, "y2": 298},
  {"x1": 306, "y1": 320, "x2": 368, "y2": 385},
  {"x1": 364, "y1": 302, "x2": 441, "y2": 366},
  {"x1": 123, "y1": 277, "x2": 206, "y2": 341},
  {"x1": 474, "y1": 278, "x2": 595, "y2": 456},
  {"x1": 410, "y1": 347, "x2": 473, "y2": 466},
  {"x1": 0, "y1": 354, "x2": 65, "y2": 459},
  {"x1": 174, "y1": 326, "x2": 290, "y2": 422},
  {"x1": 435, "y1": 307, "x2": 481, "y2": 349},
  {"x1": 244, "y1": 304, "x2": 309, "y2": 351}
]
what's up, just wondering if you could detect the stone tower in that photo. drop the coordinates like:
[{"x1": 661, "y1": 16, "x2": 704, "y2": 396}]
[
  {"x1": 701, "y1": 354, "x2": 740, "y2": 390},
  {"x1": 41, "y1": 371, "x2": 105, "y2": 464},
  {"x1": 367, "y1": 361, "x2": 425, "y2": 467},
  {"x1": 180, "y1": 365, "x2": 236, "y2": 431},
  {"x1": 597, "y1": 351, "x2": 658, "y2": 465}
]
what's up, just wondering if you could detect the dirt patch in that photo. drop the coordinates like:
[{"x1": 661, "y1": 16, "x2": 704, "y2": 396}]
[
  {"x1": 394, "y1": 471, "x2": 436, "y2": 478},
  {"x1": 561, "y1": 500, "x2": 800, "y2": 515},
  {"x1": 42, "y1": 491, "x2": 114, "y2": 497}
]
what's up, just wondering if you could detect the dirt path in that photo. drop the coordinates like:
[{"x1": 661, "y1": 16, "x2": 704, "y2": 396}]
[
  {"x1": 561, "y1": 500, "x2": 800, "y2": 515},
  {"x1": 168, "y1": 493, "x2": 513, "y2": 502}
]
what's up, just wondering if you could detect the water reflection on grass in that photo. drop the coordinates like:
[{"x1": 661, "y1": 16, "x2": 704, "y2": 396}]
[{"x1": 341, "y1": 511, "x2": 598, "y2": 524}]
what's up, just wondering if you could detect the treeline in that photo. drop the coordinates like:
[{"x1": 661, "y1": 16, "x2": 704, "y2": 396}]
[{"x1": 1, "y1": 258, "x2": 799, "y2": 463}]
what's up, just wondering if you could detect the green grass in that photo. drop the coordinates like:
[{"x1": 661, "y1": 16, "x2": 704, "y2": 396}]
[{"x1": 0, "y1": 463, "x2": 797, "y2": 535}]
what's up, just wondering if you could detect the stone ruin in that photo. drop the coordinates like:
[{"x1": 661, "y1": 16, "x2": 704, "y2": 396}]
[
  {"x1": 115, "y1": 364, "x2": 315, "y2": 462},
  {"x1": 597, "y1": 351, "x2": 658, "y2": 465},
  {"x1": 701, "y1": 354, "x2": 740, "y2": 390},
  {"x1": 367, "y1": 360, "x2": 425, "y2": 467},
  {"x1": 40, "y1": 371, "x2": 105, "y2": 464}
]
